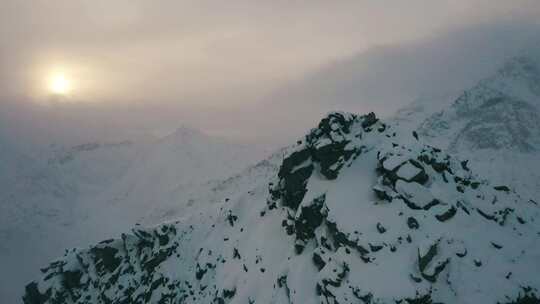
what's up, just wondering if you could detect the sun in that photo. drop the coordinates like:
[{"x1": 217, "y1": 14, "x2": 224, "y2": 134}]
[{"x1": 48, "y1": 73, "x2": 71, "y2": 95}]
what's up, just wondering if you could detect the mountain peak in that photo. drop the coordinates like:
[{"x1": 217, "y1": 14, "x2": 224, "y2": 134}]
[{"x1": 165, "y1": 125, "x2": 206, "y2": 140}]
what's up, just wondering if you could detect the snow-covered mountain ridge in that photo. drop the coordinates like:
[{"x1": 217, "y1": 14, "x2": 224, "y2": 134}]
[
  {"x1": 418, "y1": 56, "x2": 540, "y2": 152},
  {"x1": 392, "y1": 55, "x2": 540, "y2": 201},
  {"x1": 24, "y1": 112, "x2": 540, "y2": 303}
]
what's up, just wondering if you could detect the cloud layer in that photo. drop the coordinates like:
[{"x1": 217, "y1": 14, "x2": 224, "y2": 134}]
[{"x1": 0, "y1": 1, "x2": 539, "y2": 144}]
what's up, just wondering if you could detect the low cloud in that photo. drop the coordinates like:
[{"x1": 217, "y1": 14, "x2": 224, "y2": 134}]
[{"x1": 0, "y1": 1, "x2": 539, "y2": 146}]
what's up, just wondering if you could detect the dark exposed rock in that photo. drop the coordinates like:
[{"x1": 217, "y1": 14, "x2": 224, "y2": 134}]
[
  {"x1": 373, "y1": 185, "x2": 393, "y2": 201},
  {"x1": 376, "y1": 222, "x2": 387, "y2": 234},
  {"x1": 369, "y1": 243, "x2": 384, "y2": 252},
  {"x1": 308, "y1": 113, "x2": 360, "y2": 179},
  {"x1": 316, "y1": 262, "x2": 350, "y2": 303},
  {"x1": 312, "y1": 140, "x2": 356, "y2": 180},
  {"x1": 351, "y1": 287, "x2": 374, "y2": 303},
  {"x1": 456, "y1": 201, "x2": 470, "y2": 215},
  {"x1": 416, "y1": 240, "x2": 449, "y2": 283},
  {"x1": 456, "y1": 249, "x2": 467, "y2": 258},
  {"x1": 62, "y1": 270, "x2": 83, "y2": 290},
  {"x1": 461, "y1": 160, "x2": 470, "y2": 171},
  {"x1": 273, "y1": 112, "x2": 383, "y2": 214},
  {"x1": 195, "y1": 264, "x2": 207, "y2": 280},
  {"x1": 505, "y1": 287, "x2": 540, "y2": 304},
  {"x1": 90, "y1": 246, "x2": 121, "y2": 274},
  {"x1": 417, "y1": 149, "x2": 451, "y2": 174},
  {"x1": 418, "y1": 242, "x2": 439, "y2": 273},
  {"x1": 294, "y1": 242, "x2": 306, "y2": 255},
  {"x1": 278, "y1": 164, "x2": 314, "y2": 210},
  {"x1": 313, "y1": 251, "x2": 326, "y2": 271},
  {"x1": 294, "y1": 194, "x2": 327, "y2": 245},
  {"x1": 410, "y1": 273, "x2": 423, "y2": 283},
  {"x1": 402, "y1": 197, "x2": 440, "y2": 211},
  {"x1": 226, "y1": 211, "x2": 238, "y2": 227},
  {"x1": 403, "y1": 293, "x2": 434, "y2": 304},
  {"x1": 233, "y1": 248, "x2": 241, "y2": 259},
  {"x1": 435, "y1": 206, "x2": 457, "y2": 222},
  {"x1": 477, "y1": 208, "x2": 496, "y2": 221},
  {"x1": 406, "y1": 235, "x2": 413, "y2": 243},
  {"x1": 477, "y1": 207, "x2": 515, "y2": 226},
  {"x1": 491, "y1": 242, "x2": 503, "y2": 249},
  {"x1": 278, "y1": 149, "x2": 312, "y2": 180},
  {"x1": 361, "y1": 112, "x2": 378, "y2": 128},
  {"x1": 421, "y1": 258, "x2": 449, "y2": 283},
  {"x1": 23, "y1": 282, "x2": 51, "y2": 304},
  {"x1": 142, "y1": 249, "x2": 170, "y2": 273},
  {"x1": 378, "y1": 159, "x2": 427, "y2": 188},
  {"x1": 223, "y1": 287, "x2": 236, "y2": 299},
  {"x1": 326, "y1": 219, "x2": 369, "y2": 256},
  {"x1": 407, "y1": 217, "x2": 420, "y2": 229},
  {"x1": 281, "y1": 218, "x2": 295, "y2": 235},
  {"x1": 494, "y1": 185, "x2": 511, "y2": 192}
]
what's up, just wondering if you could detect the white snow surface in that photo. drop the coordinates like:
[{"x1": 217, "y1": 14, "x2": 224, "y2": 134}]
[{"x1": 23, "y1": 112, "x2": 540, "y2": 304}]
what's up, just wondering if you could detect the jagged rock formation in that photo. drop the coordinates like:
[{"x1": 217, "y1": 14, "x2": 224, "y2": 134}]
[{"x1": 23, "y1": 112, "x2": 540, "y2": 304}]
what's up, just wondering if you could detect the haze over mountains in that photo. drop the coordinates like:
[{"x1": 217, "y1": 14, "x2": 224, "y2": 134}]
[
  {"x1": 4, "y1": 20, "x2": 539, "y2": 147},
  {"x1": 0, "y1": 115, "x2": 267, "y2": 302}
]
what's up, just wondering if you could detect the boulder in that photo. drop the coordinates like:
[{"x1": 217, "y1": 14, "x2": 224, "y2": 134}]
[{"x1": 395, "y1": 180, "x2": 439, "y2": 210}]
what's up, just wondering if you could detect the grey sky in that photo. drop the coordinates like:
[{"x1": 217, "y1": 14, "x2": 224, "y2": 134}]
[{"x1": 1, "y1": 1, "x2": 539, "y2": 144}]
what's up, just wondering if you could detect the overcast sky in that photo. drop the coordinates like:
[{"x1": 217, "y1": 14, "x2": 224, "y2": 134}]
[{"x1": 1, "y1": 1, "x2": 540, "y2": 144}]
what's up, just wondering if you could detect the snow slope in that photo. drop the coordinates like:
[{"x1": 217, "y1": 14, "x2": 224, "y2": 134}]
[
  {"x1": 24, "y1": 112, "x2": 540, "y2": 303},
  {"x1": 418, "y1": 56, "x2": 540, "y2": 152},
  {"x1": 0, "y1": 125, "x2": 264, "y2": 303}
]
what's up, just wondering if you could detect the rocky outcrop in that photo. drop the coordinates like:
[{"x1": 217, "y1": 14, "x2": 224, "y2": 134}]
[
  {"x1": 271, "y1": 112, "x2": 370, "y2": 209},
  {"x1": 24, "y1": 225, "x2": 179, "y2": 304}
]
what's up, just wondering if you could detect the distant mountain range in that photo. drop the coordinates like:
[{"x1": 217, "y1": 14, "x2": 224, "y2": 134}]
[{"x1": 0, "y1": 124, "x2": 265, "y2": 303}]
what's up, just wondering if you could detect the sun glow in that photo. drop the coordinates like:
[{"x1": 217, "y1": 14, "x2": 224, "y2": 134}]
[{"x1": 48, "y1": 73, "x2": 71, "y2": 95}]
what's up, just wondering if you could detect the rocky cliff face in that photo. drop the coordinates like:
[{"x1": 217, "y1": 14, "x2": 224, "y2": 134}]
[{"x1": 23, "y1": 112, "x2": 540, "y2": 304}]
